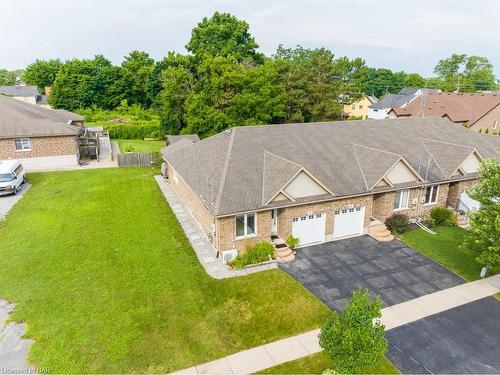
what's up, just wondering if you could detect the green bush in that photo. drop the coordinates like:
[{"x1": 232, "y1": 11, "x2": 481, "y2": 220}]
[
  {"x1": 104, "y1": 123, "x2": 164, "y2": 139},
  {"x1": 385, "y1": 213, "x2": 409, "y2": 234},
  {"x1": 230, "y1": 241, "x2": 275, "y2": 268},
  {"x1": 430, "y1": 206, "x2": 457, "y2": 226},
  {"x1": 285, "y1": 234, "x2": 300, "y2": 249}
]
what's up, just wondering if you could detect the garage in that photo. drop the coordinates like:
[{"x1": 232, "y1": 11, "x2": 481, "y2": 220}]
[
  {"x1": 333, "y1": 206, "x2": 366, "y2": 239},
  {"x1": 460, "y1": 191, "x2": 480, "y2": 211},
  {"x1": 292, "y1": 213, "x2": 326, "y2": 246}
]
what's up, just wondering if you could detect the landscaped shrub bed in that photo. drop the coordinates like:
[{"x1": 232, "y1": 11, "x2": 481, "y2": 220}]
[
  {"x1": 230, "y1": 241, "x2": 275, "y2": 268},
  {"x1": 430, "y1": 206, "x2": 457, "y2": 226},
  {"x1": 385, "y1": 213, "x2": 409, "y2": 234}
]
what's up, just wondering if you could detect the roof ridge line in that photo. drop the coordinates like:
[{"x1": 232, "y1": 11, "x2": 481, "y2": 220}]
[
  {"x1": 351, "y1": 143, "x2": 402, "y2": 158},
  {"x1": 213, "y1": 129, "x2": 236, "y2": 215},
  {"x1": 419, "y1": 137, "x2": 475, "y2": 151},
  {"x1": 419, "y1": 139, "x2": 448, "y2": 180},
  {"x1": 351, "y1": 144, "x2": 369, "y2": 191}
]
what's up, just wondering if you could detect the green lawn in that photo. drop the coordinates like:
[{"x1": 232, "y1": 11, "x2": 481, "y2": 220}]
[
  {"x1": 401, "y1": 226, "x2": 484, "y2": 281},
  {"x1": 0, "y1": 169, "x2": 330, "y2": 373},
  {"x1": 258, "y1": 352, "x2": 399, "y2": 374},
  {"x1": 115, "y1": 139, "x2": 165, "y2": 153}
]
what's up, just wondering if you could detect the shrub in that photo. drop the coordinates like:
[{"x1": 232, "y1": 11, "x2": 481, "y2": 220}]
[
  {"x1": 104, "y1": 123, "x2": 164, "y2": 139},
  {"x1": 319, "y1": 288, "x2": 387, "y2": 374},
  {"x1": 430, "y1": 205, "x2": 457, "y2": 226},
  {"x1": 230, "y1": 241, "x2": 275, "y2": 268},
  {"x1": 285, "y1": 234, "x2": 300, "y2": 249},
  {"x1": 485, "y1": 128, "x2": 490, "y2": 134},
  {"x1": 385, "y1": 213, "x2": 409, "y2": 234}
]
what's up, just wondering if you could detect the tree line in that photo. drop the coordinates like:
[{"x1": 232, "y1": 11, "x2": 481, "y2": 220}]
[{"x1": 6, "y1": 12, "x2": 499, "y2": 137}]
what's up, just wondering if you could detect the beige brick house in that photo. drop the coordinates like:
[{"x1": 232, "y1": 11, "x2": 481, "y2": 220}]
[
  {"x1": 162, "y1": 117, "x2": 500, "y2": 254},
  {"x1": 0, "y1": 95, "x2": 82, "y2": 170}
]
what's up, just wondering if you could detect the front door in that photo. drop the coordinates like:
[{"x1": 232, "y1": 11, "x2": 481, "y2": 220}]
[{"x1": 271, "y1": 209, "x2": 278, "y2": 234}]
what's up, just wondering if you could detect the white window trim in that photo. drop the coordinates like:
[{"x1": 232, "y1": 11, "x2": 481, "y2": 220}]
[
  {"x1": 14, "y1": 138, "x2": 31, "y2": 152},
  {"x1": 493, "y1": 120, "x2": 498, "y2": 130},
  {"x1": 393, "y1": 189, "x2": 410, "y2": 211},
  {"x1": 235, "y1": 213, "x2": 257, "y2": 239},
  {"x1": 424, "y1": 185, "x2": 439, "y2": 206}
]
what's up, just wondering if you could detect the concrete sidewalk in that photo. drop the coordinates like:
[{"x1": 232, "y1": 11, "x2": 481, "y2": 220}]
[
  {"x1": 172, "y1": 274, "x2": 500, "y2": 375},
  {"x1": 155, "y1": 175, "x2": 277, "y2": 279}
]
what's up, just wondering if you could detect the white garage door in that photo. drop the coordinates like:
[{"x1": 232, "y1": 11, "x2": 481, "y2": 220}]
[
  {"x1": 333, "y1": 207, "x2": 366, "y2": 239},
  {"x1": 292, "y1": 213, "x2": 326, "y2": 246},
  {"x1": 460, "y1": 191, "x2": 480, "y2": 211}
]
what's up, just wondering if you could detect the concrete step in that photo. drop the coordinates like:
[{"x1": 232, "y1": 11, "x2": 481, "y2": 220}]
[
  {"x1": 276, "y1": 252, "x2": 296, "y2": 263},
  {"x1": 369, "y1": 224, "x2": 390, "y2": 234},
  {"x1": 368, "y1": 224, "x2": 394, "y2": 242},
  {"x1": 372, "y1": 233, "x2": 395, "y2": 242},
  {"x1": 275, "y1": 247, "x2": 293, "y2": 257}
]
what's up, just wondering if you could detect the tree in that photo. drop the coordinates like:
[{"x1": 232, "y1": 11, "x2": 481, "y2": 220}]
[
  {"x1": 50, "y1": 56, "x2": 121, "y2": 110},
  {"x1": 319, "y1": 288, "x2": 388, "y2": 374},
  {"x1": 404, "y1": 72, "x2": 426, "y2": 88},
  {"x1": 119, "y1": 51, "x2": 155, "y2": 107},
  {"x1": 434, "y1": 54, "x2": 496, "y2": 92},
  {"x1": 186, "y1": 12, "x2": 264, "y2": 63},
  {"x1": 23, "y1": 59, "x2": 63, "y2": 93},
  {"x1": 359, "y1": 68, "x2": 406, "y2": 98},
  {"x1": 0, "y1": 69, "x2": 22, "y2": 86},
  {"x1": 461, "y1": 159, "x2": 500, "y2": 272}
]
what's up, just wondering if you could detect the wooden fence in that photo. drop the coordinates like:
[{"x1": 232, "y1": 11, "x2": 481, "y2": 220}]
[{"x1": 117, "y1": 152, "x2": 161, "y2": 167}]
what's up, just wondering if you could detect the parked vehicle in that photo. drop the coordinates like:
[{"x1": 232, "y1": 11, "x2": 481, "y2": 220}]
[{"x1": 0, "y1": 160, "x2": 26, "y2": 196}]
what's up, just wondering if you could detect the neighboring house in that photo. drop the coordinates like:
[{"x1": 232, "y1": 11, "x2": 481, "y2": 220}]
[
  {"x1": 0, "y1": 95, "x2": 82, "y2": 171},
  {"x1": 368, "y1": 88, "x2": 440, "y2": 119},
  {"x1": 162, "y1": 117, "x2": 499, "y2": 253},
  {"x1": 0, "y1": 85, "x2": 50, "y2": 107},
  {"x1": 389, "y1": 92, "x2": 500, "y2": 133},
  {"x1": 342, "y1": 94, "x2": 378, "y2": 119},
  {"x1": 165, "y1": 134, "x2": 200, "y2": 145}
]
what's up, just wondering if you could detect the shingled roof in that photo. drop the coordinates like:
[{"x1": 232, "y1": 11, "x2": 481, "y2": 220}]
[
  {"x1": 0, "y1": 85, "x2": 40, "y2": 97},
  {"x1": 390, "y1": 92, "x2": 500, "y2": 125},
  {"x1": 164, "y1": 117, "x2": 500, "y2": 216},
  {"x1": 0, "y1": 95, "x2": 80, "y2": 138}
]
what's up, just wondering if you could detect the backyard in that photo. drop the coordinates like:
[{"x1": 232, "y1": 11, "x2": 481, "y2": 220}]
[
  {"x1": 0, "y1": 168, "x2": 330, "y2": 373},
  {"x1": 115, "y1": 139, "x2": 165, "y2": 153}
]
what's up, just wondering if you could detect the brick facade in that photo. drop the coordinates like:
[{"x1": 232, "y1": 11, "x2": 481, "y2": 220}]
[
  {"x1": 217, "y1": 211, "x2": 272, "y2": 252},
  {"x1": 0, "y1": 136, "x2": 77, "y2": 159},
  {"x1": 447, "y1": 180, "x2": 477, "y2": 208},
  {"x1": 469, "y1": 104, "x2": 500, "y2": 133},
  {"x1": 166, "y1": 164, "x2": 215, "y2": 240}
]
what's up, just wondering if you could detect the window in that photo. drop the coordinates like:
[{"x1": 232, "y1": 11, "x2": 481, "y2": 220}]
[
  {"x1": 351, "y1": 105, "x2": 355, "y2": 110},
  {"x1": 359, "y1": 105, "x2": 363, "y2": 109},
  {"x1": 235, "y1": 213, "x2": 256, "y2": 238},
  {"x1": 394, "y1": 190, "x2": 409, "y2": 210},
  {"x1": 424, "y1": 185, "x2": 439, "y2": 204},
  {"x1": 172, "y1": 171, "x2": 179, "y2": 183},
  {"x1": 14, "y1": 138, "x2": 31, "y2": 151},
  {"x1": 493, "y1": 120, "x2": 498, "y2": 130}
]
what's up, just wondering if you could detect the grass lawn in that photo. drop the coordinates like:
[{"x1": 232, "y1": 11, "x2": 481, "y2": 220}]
[
  {"x1": 115, "y1": 139, "x2": 165, "y2": 153},
  {"x1": 258, "y1": 352, "x2": 399, "y2": 374},
  {"x1": 401, "y1": 226, "x2": 485, "y2": 281},
  {"x1": 0, "y1": 169, "x2": 330, "y2": 373}
]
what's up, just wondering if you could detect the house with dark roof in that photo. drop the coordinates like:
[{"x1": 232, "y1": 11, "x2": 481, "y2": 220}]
[
  {"x1": 0, "y1": 95, "x2": 82, "y2": 170},
  {"x1": 161, "y1": 117, "x2": 499, "y2": 255},
  {"x1": 368, "y1": 88, "x2": 440, "y2": 119},
  {"x1": 0, "y1": 85, "x2": 51, "y2": 107},
  {"x1": 388, "y1": 92, "x2": 500, "y2": 133}
]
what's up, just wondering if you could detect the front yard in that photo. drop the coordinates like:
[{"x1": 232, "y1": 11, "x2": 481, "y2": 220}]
[
  {"x1": 0, "y1": 169, "x2": 330, "y2": 373},
  {"x1": 401, "y1": 226, "x2": 484, "y2": 281}
]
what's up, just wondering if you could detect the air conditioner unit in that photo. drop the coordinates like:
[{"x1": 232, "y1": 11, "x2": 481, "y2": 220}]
[{"x1": 221, "y1": 249, "x2": 238, "y2": 265}]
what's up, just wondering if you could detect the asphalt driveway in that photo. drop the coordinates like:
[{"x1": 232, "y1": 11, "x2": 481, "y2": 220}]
[
  {"x1": 279, "y1": 235, "x2": 463, "y2": 310},
  {"x1": 387, "y1": 297, "x2": 500, "y2": 374},
  {"x1": 0, "y1": 183, "x2": 31, "y2": 220}
]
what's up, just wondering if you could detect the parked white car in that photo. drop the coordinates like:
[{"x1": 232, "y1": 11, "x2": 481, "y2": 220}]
[{"x1": 0, "y1": 160, "x2": 26, "y2": 196}]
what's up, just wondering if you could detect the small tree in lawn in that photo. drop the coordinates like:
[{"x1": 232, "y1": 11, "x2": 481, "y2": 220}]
[
  {"x1": 461, "y1": 159, "x2": 500, "y2": 273},
  {"x1": 319, "y1": 288, "x2": 388, "y2": 374}
]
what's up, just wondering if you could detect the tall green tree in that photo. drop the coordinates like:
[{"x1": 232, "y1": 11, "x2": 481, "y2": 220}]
[
  {"x1": 119, "y1": 51, "x2": 155, "y2": 107},
  {"x1": 50, "y1": 56, "x2": 121, "y2": 110},
  {"x1": 434, "y1": 54, "x2": 496, "y2": 92},
  {"x1": 359, "y1": 68, "x2": 407, "y2": 98},
  {"x1": 461, "y1": 159, "x2": 500, "y2": 272},
  {"x1": 23, "y1": 59, "x2": 63, "y2": 93},
  {"x1": 186, "y1": 12, "x2": 264, "y2": 63},
  {"x1": 0, "y1": 69, "x2": 22, "y2": 86},
  {"x1": 319, "y1": 288, "x2": 388, "y2": 374},
  {"x1": 404, "y1": 72, "x2": 426, "y2": 88}
]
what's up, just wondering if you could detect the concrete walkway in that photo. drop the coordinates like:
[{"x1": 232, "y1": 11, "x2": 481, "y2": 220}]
[
  {"x1": 0, "y1": 183, "x2": 31, "y2": 220},
  {"x1": 154, "y1": 176, "x2": 277, "y2": 279},
  {"x1": 172, "y1": 274, "x2": 500, "y2": 374},
  {"x1": 0, "y1": 300, "x2": 33, "y2": 370}
]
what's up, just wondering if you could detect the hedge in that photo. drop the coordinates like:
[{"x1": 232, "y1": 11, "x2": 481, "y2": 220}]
[{"x1": 103, "y1": 123, "x2": 164, "y2": 139}]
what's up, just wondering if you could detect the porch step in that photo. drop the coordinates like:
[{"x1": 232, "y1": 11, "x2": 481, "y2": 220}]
[
  {"x1": 275, "y1": 243, "x2": 287, "y2": 249},
  {"x1": 274, "y1": 246, "x2": 296, "y2": 263},
  {"x1": 457, "y1": 214, "x2": 469, "y2": 228},
  {"x1": 368, "y1": 223, "x2": 394, "y2": 242}
]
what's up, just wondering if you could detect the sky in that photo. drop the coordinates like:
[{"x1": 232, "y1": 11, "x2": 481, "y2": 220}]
[{"x1": 2, "y1": 0, "x2": 500, "y2": 77}]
